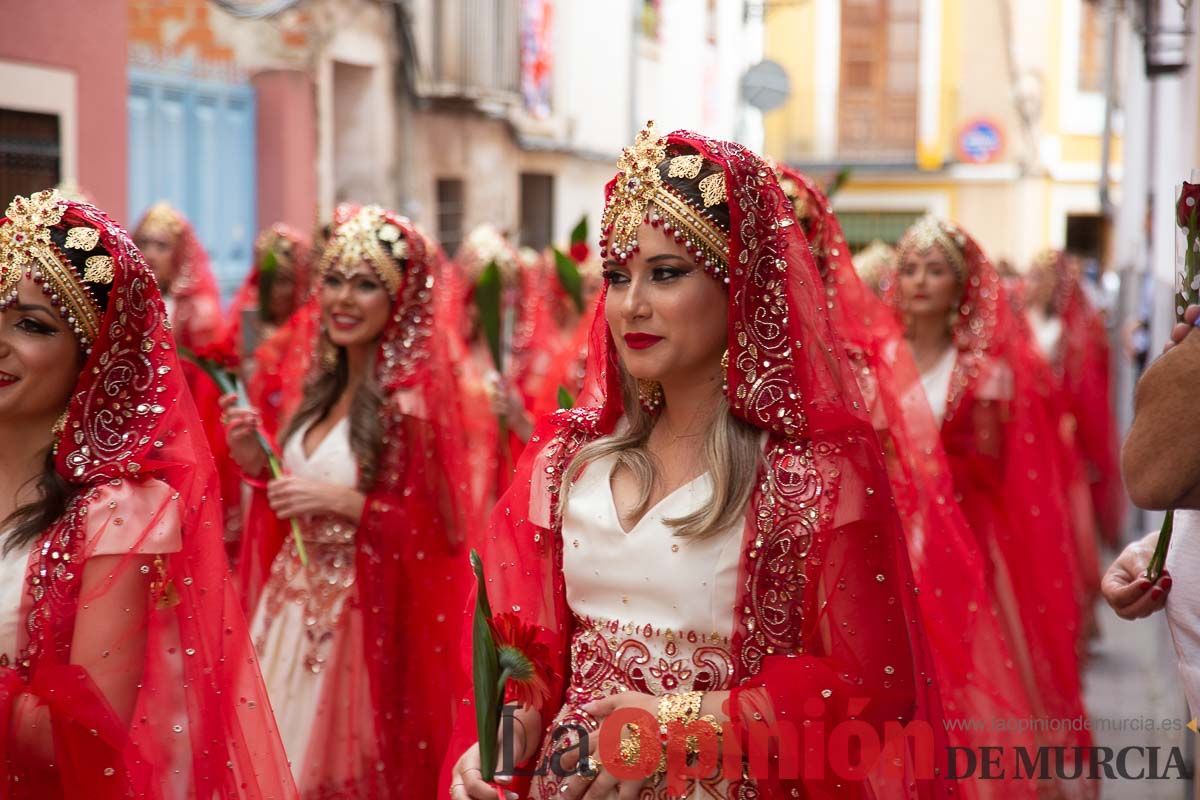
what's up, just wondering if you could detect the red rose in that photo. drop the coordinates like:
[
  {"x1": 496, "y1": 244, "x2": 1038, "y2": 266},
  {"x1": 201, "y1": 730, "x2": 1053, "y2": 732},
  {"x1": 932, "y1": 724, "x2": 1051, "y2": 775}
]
[
  {"x1": 569, "y1": 241, "x2": 590, "y2": 264},
  {"x1": 1178, "y1": 182, "x2": 1200, "y2": 229}
]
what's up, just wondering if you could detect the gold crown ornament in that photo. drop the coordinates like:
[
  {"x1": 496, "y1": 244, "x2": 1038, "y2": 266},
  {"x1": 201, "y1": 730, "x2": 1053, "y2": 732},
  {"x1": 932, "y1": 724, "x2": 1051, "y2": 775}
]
[
  {"x1": 600, "y1": 122, "x2": 730, "y2": 282},
  {"x1": 137, "y1": 202, "x2": 185, "y2": 241},
  {"x1": 0, "y1": 189, "x2": 105, "y2": 348},
  {"x1": 318, "y1": 205, "x2": 408, "y2": 296},
  {"x1": 898, "y1": 214, "x2": 968, "y2": 280}
]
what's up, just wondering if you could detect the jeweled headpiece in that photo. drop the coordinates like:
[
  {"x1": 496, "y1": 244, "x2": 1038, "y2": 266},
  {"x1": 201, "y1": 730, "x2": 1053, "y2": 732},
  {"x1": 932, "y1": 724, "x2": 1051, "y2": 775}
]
[
  {"x1": 600, "y1": 122, "x2": 730, "y2": 282},
  {"x1": 898, "y1": 214, "x2": 967, "y2": 280},
  {"x1": 0, "y1": 189, "x2": 109, "y2": 348},
  {"x1": 136, "y1": 201, "x2": 185, "y2": 241},
  {"x1": 318, "y1": 205, "x2": 408, "y2": 296}
]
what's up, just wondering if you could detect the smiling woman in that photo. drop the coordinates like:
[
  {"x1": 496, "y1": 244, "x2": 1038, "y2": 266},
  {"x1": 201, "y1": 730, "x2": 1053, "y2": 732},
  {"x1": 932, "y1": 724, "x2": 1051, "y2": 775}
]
[
  {"x1": 0, "y1": 189, "x2": 296, "y2": 799},
  {"x1": 227, "y1": 204, "x2": 476, "y2": 798}
]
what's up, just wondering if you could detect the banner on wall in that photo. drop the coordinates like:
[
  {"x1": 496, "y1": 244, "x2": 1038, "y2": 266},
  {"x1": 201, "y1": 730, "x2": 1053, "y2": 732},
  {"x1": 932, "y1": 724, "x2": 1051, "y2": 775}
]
[{"x1": 520, "y1": 0, "x2": 553, "y2": 119}]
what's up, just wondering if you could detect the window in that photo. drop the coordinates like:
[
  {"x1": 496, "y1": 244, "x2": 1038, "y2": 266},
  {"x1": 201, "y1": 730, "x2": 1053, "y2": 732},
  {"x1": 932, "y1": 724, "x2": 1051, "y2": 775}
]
[
  {"x1": 431, "y1": 0, "x2": 520, "y2": 96},
  {"x1": 838, "y1": 0, "x2": 920, "y2": 159},
  {"x1": 0, "y1": 109, "x2": 60, "y2": 201},
  {"x1": 519, "y1": 172, "x2": 554, "y2": 251},
  {"x1": 1078, "y1": 1, "x2": 1106, "y2": 93},
  {"x1": 1065, "y1": 213, "x2": 1104, "y2": 260},
  {"x1": 437, "y1": 178, "x2": 465, "y2": 256},
  {"x1": 837, "y1": 210, "x2": 923, "y2": 251}
]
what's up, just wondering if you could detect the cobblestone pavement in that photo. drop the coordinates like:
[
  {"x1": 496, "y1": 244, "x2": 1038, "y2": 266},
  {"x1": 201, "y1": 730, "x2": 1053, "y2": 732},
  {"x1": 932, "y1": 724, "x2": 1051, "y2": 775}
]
[{"x1": 1084, "y1": 590, "x2": 1193, "y2": 799}]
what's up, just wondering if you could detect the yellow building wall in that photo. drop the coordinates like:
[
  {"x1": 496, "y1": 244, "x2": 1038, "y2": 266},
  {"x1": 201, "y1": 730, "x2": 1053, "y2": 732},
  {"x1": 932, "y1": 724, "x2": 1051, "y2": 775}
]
[{"x1": 762, "y1": 4, "x2": 816, "y2": 162}]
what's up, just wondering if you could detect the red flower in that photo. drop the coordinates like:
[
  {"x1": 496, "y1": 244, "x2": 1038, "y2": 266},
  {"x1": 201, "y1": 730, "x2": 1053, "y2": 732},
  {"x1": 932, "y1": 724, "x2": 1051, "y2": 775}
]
[
  {"x1": 489, "y1": 613, "x2": 553, "y2": 708},
  {"x1": 569, "y1": 241, "x2": 590, "y2": 264},
  {"x1": 1178, "y1": 182, "x2": 1200, "y2": 229},
  {"x1": 193, "y1": 340, "x2": 239, "y2": 371}
]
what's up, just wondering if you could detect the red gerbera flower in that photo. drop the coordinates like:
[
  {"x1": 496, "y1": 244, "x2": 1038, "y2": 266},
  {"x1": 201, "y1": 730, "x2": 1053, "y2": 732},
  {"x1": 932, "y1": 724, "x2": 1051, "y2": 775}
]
[{"x1": 489, "y1": 612, "x2": 553, "y2": 708}]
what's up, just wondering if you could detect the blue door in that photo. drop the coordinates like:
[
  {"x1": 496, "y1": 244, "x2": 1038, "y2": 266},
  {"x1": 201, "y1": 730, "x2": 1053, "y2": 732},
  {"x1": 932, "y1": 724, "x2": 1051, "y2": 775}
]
[{"x1": 127, "y1": 67, "x2": 256, "y2": 301}]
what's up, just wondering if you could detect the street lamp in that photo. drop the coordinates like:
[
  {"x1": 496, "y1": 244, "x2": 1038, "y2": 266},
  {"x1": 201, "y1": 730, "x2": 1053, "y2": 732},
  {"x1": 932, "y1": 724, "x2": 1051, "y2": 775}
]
[{"x1": 1129, "y1": 0, "x2": 1196, "y2": 76}]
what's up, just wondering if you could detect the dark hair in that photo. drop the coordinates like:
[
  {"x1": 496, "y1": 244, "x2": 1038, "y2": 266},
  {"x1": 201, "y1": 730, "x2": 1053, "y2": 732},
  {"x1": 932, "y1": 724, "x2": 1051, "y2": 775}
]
[
  {"x1": 281, "y1": 348, "x2": 386, "y2": 490},
  {"x1": 656, "y1": 145, "x2": 732, "y2": 236},
  {"x1": 0, "y1": 223, "x2": 112, "y2": 552},
  {"x1": 279, "y1": 220, "x2": 406, "y2": 490}
]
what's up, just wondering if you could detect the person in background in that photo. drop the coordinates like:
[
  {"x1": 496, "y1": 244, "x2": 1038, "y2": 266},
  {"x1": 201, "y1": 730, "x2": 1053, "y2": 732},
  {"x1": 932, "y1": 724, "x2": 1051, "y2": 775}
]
[
  {"x1": 132, "y1": 202, "x2": 226, "y2": 349},
  {"x1": 1102, "y1": 304, "x2": 1200, "y2": 710}
]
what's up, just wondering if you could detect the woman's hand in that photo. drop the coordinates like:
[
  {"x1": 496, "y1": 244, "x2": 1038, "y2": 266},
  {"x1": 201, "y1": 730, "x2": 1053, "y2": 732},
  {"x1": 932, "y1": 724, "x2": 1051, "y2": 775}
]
[
  {"x1": 449, "y1": 707, "x2": 539, "y2": 800},
  {"x1": 220, "y1": 393, "x2": 267, "y2": 476},
  {"x1": 546, "y1": 692, "x2": 661, "y2": 799},
  {"x1": 1164, "y1": 304, "x2": 1200, "y2": 354},
  {"x1": 266, "y1": 476, "x2": 365, "y2": 522},
  {"x1": 486, "y1": 372, "x2": 535, "y2": 442},
  {"x1": 1102, "y1": 530, "x2": 1172, "y2": 620}
]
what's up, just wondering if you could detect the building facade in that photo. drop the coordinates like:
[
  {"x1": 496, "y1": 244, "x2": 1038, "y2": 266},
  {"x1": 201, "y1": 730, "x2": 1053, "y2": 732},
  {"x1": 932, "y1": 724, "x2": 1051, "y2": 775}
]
[{"x1": 763, "y1": 0, "x2": 1122, "y2": 269}]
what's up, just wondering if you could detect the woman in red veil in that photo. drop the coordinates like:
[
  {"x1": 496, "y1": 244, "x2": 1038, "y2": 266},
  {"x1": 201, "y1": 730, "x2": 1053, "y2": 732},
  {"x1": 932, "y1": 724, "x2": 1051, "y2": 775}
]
[
  {"x1": 132, "y1": 202, "x2": 226, "y2": 350},
  {"x1": 1025, "y1": 249, "x2": 1123, "y2": 548},
  {"x1": 0, "y1": 189, "x2": 294, "y2": 798},
  {"x1": 132, "y1": 204, "x2": 241, "y2": 544},
  {"x1": 225, "y1": 204, "x2": 474, "y2": 798},
  {"x1": 887, "y1": 217, "x2": 1094, "y2": 798},
  {"x1": 774, "y1": 165, "x2": 1037, "y2": 799},
  {"x1": 444, "y1": 125, "x2": 952, "y2": 799},
  {"x1": 224, "y1": 223, "x2": 313, "y2": 366}
]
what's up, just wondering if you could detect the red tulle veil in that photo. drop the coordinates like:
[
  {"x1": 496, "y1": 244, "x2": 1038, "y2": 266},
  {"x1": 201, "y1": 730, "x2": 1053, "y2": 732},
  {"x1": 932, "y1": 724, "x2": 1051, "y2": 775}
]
[
  {"x1": 239, "y1": 204, "x2": 476, "y2": 797},
  {"x1": 0, "y1": 191, "x2": 295, "y2": 798},
  {"x1": 886, "y1": 219, "x2": 1095, "y2": 798},
  {"x1": 775, "y1": 165, "x2": 1038, "y2": 799}
]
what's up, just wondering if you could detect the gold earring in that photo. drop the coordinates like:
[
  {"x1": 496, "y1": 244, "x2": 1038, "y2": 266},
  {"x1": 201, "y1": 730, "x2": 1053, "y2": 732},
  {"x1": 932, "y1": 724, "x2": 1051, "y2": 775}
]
[
  {"x1": 50, "y1": 409, "x2": 68, "y2": 455},
  {"x1": 318, "y1": 330, "x2": 337, "y2": 372},
  {"x1": 720, "y1": 348, "x2": 729, "y2": 393},
  {"x1": 637, "y1": 378, "x2": 663, "y2": 414}
]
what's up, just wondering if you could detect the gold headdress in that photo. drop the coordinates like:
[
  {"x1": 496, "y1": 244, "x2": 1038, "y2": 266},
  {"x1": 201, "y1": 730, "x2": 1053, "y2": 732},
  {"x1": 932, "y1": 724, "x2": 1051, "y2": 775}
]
[
  {"x1": 136, "y1": 201, "x2": 185, "y2": 241},
  {"x1": 318, "y1": 205, "x2": 407, "y2": 296},
  {"x1": 898, "y1": 214, "x2": 967, "y2": 280},
  {"x1": 600, "y1": 122, "x2": 729, "y2": 281},
  {"x1": 0, "y1": 189, "x2": 106, "y2": 346}
]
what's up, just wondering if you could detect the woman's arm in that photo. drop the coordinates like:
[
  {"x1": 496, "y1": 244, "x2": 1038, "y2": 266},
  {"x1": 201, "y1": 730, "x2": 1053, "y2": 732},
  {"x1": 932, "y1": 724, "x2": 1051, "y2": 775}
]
[
  {"x1": 10, "y1": 553, "x2": 152, "y2": 766},
  {"x1": 1123, "y1": 333, "x2": 1200, "y2": 509}
]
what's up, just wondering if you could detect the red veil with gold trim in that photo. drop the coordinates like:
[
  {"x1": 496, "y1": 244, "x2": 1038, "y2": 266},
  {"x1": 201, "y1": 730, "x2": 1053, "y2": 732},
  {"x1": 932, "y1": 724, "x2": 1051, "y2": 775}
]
[
  {"x1": 441, "y1": 131, "x2": 952, "y2": 799},
  {"x1": 0, "y1": 196, "x2": 294, "y2": 798}
]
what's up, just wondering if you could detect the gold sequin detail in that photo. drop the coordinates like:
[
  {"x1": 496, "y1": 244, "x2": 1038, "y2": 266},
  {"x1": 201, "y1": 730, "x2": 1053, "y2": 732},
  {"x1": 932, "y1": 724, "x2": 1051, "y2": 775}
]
[
  {"x1": 64, "y1": 226, "x2": 100, "y2": 251},
  {"x1": 667, "y1": 154, "x2": 703, "y2": 180},
  {"x1": 83, "y1": 255, "x2": 114, "y2": 284},
  {"x1": 698, "y1": 172, "x2": 726, "y2": 207}
]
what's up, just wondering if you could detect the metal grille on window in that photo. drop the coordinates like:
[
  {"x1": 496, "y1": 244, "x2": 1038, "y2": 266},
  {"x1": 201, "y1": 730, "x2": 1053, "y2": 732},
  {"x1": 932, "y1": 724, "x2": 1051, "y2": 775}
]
[{"x1": 0, "y1": 109, "x2": 60, "y2": 202}]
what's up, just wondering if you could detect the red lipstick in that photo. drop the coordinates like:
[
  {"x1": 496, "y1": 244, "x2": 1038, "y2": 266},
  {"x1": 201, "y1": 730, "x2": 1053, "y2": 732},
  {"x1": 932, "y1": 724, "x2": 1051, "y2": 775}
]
[{"x1": 623, "y1": 333, "x2": 664, "y2": 350}]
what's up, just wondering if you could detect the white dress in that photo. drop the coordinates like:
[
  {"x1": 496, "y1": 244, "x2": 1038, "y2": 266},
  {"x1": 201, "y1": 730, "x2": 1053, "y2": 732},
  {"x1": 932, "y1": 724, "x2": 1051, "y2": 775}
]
[
  {"x1": 531, "y1": 451, "x2": 742, "y2": 799},
  {"x1": 1026, "y1": 308, "x2": 1063, "y2": 363},
  {"x1": 919, "y1": 346, "x2": 957, "y2": 425},
  {"x1": 250, "y1": 417, "x2": 381, "y2": 790}
]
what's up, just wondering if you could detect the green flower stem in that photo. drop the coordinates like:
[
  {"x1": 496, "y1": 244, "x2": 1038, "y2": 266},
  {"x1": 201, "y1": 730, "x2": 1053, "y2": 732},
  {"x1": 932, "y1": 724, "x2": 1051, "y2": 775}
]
[
  {"x1": 178, "y1": 349, "x2": 308, "y2": 566},
  {"x1": 1150, "y1": 209, "x2": 1200, "y2": 581}
]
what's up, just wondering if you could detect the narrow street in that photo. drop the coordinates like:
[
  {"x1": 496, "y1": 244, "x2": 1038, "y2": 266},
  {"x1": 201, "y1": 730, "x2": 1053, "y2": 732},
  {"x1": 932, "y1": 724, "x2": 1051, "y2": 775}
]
[{"x1": 1085, "y1": 581, "x2": 1193, "y2": 799}]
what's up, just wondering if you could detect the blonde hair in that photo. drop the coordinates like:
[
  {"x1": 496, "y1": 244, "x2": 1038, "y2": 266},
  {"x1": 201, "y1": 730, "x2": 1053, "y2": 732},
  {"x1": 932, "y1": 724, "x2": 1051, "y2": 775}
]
[{"x1": 559, "y1": 367, "x2": 762, "y2": 539}]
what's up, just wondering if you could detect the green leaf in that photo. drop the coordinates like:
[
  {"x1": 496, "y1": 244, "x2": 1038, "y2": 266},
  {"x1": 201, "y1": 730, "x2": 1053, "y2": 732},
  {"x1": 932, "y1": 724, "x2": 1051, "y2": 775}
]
[
  {"x1": 257, "y1": 247, "x2": 279, "y2": 320},
  {"x1": 474, "y1": 262, "x2": 504, "y2": 371},
  {"x1": 824, "y1": 168, "x2": 852, "y2": 200},
  {"x1": 553, "y1": 247, "x2": 585, "y2": 313},
  {"x1": 570, "y1": 215, "x2": 588, "y2": 246},
  {"x1": 470, "y1": 550, "x2": 501, "y2": 781},
  {"x1": 557, "y1": 385, "x2": 575, "y2": 410}
]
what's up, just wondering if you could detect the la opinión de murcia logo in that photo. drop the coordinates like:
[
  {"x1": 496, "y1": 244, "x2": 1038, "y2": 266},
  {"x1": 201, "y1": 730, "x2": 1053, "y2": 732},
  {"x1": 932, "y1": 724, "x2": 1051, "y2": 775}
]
[{"x1": 494, "y1": 701, "x2": 1194, "y2": 788}]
